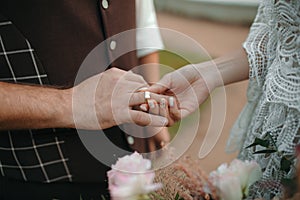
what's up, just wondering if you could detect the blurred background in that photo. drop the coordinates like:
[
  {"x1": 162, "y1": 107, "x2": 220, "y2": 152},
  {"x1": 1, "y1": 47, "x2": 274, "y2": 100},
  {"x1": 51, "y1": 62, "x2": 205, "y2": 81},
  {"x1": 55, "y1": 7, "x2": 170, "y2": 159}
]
[{"x1": 154, "y1": 0, "x2": 259, "y2": 172}]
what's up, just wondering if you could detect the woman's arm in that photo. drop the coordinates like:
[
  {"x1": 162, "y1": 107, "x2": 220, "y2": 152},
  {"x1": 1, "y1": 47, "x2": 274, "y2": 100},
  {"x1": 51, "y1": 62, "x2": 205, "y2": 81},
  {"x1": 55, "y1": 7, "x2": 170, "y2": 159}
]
[{"x1": 211, "y1": 47, "x2": 250, "y2": 88}]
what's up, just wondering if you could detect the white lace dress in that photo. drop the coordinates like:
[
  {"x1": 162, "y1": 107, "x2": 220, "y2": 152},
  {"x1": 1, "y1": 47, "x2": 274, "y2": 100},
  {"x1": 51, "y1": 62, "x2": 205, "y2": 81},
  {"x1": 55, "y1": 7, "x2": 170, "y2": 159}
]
[{"x1": 226, "y1": 0, "x2": 300, "y2": 199}]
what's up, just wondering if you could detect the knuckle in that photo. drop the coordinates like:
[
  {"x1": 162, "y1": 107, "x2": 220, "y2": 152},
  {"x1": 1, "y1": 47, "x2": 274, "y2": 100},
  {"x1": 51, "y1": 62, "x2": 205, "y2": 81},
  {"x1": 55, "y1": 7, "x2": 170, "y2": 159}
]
[
  {"x1": 111, "y1": 67, "x2": 125, "y2": 77},
  {"x1": 137, "y1": 75, "x2": 146, "y2": 83},
  {"x1": 110, "y1": 67, "x2": 120, "y2": 72},
  {"x1": 132, "y1": 74, "x2": 146, "y2": 83}
]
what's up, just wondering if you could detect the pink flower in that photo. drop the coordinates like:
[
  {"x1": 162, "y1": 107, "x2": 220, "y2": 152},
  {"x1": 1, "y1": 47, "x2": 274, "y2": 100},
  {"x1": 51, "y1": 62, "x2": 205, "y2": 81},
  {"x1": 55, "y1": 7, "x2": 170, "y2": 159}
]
[
  {"x1": 107, "y1": 152, "x2": 162, "y2": 200},
  {"x1": 209, "y1": 159, "x2": 262, "y2": 200}
]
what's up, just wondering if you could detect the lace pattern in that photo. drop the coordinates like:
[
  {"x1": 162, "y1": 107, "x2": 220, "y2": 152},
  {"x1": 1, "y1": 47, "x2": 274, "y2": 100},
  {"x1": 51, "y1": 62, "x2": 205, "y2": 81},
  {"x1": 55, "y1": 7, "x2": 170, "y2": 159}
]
[{"x1": 227, "y1": 0, "x2": 300, "y2": 198}]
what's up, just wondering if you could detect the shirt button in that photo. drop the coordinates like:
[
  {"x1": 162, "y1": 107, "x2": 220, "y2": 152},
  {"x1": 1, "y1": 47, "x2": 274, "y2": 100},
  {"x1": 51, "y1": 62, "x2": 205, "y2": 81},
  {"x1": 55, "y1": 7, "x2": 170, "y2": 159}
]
[
  {"x1": 102, "y1": 0, "x2": 109, "y2": 9},
  {"x1": 110, "y1": 40, "x2": 117, "y2": 50},
  {"x1": 127, "y1": 136, "x2": 135, "y2": 145}
]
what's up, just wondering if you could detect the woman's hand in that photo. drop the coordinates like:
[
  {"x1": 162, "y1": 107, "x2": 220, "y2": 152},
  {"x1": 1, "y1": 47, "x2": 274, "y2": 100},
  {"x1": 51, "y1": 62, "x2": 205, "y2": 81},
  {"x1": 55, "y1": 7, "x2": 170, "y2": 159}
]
[
  {"x1": 148, "y1": 63, "x2": 217, "y2": 125},
  {"x1": 148, "y1": 48, "x2": 250, "y2": 126}
]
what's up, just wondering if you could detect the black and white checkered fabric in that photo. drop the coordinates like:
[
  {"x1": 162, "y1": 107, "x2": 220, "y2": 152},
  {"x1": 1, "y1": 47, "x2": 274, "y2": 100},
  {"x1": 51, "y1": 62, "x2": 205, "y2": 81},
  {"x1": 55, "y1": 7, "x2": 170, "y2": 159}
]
[{"x1": 0, "y1": 16, "x2": 72, "y2": 183}]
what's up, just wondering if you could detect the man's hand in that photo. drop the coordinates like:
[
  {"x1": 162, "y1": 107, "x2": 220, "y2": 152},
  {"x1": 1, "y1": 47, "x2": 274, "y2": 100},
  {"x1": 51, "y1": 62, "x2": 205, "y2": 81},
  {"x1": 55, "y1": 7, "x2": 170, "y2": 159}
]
[
  {"x1": 71, "y1": 68, "x2": 168, "y2": 130},
  {"x1": 0, "y1": 68, "x2": 168, "y2": 130}
]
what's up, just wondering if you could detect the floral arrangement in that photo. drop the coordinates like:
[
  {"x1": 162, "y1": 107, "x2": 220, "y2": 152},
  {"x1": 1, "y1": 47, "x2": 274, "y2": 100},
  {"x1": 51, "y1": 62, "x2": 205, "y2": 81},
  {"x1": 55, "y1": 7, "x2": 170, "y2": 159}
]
[
  {"x1": 150, "y1": 155, "x2": 217, "y2": 200},
  {"x1": 107, "y1": 152, "x2": 162, "y2": 200},
  {"x1": 107, "y1": 152, "x2": 263, "y2": 200},
  {"x1": 209, "y1": 159, "x2": 262, "y2": 200}
]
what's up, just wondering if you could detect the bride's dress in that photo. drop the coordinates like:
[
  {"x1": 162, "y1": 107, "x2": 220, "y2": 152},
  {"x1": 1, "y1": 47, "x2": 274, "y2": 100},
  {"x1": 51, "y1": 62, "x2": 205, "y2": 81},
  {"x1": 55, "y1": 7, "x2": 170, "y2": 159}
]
[{"x1": 226, "y1": 0, "x2": 300, "y2": 198}]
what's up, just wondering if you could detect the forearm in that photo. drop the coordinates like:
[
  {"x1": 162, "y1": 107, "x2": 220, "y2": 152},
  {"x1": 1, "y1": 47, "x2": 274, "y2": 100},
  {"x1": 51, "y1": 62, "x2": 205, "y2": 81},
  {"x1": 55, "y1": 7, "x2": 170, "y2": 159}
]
[
  {"x1": 137, "y1": 51, "x2": 160, "y2": 84},
  {"x1": 214, "y1": 47, "x2": 250, "y2": 86},
  {"x1": 196, "y1": 47, "x2": 250, "y2": 90},
  {"x1": 0, "y1": 82, "x2": 72, "y2": 130}
]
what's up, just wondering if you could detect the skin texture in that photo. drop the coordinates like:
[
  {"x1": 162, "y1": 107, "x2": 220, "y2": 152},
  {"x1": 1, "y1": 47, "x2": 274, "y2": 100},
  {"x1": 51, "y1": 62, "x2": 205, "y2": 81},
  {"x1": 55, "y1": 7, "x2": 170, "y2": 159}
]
[
  {"x1": 0, "y1": 52, "x2": 170, "y2": 152},
  {"x1": 148, "y1": 48, "x2": 250, "y2": 126},
  {"x1": 0, "y1": 81, "x2": 71, "y2": 130},
  {"x1": 135, "y1": 52, "x2": 171, "y2": 151},
  {"x1": 0, "y1": 68, "x2": 168, "y2": 130}
]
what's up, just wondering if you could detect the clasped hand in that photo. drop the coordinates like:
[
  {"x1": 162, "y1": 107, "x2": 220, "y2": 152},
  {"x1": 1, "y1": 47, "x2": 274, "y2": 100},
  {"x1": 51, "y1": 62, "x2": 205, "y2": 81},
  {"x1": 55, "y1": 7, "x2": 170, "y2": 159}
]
[
  {"x1": 141, "y1": 63, "x2": 213, "y2": 127},
  {"x1": 72, "y1": 63, "x2": 214, "y2": 130}
]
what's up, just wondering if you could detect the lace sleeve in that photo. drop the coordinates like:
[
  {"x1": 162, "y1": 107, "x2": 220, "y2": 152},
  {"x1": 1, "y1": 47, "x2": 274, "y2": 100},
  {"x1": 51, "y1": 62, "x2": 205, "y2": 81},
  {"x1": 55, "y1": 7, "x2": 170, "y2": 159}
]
[
  {"x1": 243, "y1": 1, "x2": 270, "y2": 87},
  {"x1": 244, "y1": 0, "x2": 300, "y2": 110},
  {"x1": 235, "y1": 1, "x2": 300, "y2": 198}
]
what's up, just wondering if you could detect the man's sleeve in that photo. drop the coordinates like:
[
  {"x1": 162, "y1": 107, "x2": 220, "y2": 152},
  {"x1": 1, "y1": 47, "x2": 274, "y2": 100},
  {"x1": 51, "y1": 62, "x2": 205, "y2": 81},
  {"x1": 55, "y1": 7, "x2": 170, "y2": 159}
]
[{"x1": 136, "y1": 0, "x2": 164, "y2": 58}]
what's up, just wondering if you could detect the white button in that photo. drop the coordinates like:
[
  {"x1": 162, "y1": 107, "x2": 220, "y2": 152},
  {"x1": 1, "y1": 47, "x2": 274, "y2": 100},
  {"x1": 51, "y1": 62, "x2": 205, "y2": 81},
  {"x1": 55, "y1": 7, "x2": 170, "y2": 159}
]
[
  {"x1": 110, "y1": 40, "x2": 117, "y2": 50},
  {"x1": 127, "y1": 136, "x2": 134, "y2": 145},
  {"x1": 102, "y1": 0, "x2": 109, "y2": 9}
]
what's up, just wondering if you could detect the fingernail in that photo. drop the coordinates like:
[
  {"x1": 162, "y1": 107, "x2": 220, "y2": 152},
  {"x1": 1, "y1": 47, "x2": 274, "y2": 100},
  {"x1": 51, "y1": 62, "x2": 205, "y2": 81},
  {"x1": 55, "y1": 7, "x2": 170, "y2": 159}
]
[
  {"x1": 140, "y1": 104, "x2": 148, "y2": 112},
  {"x1": 169, "y1": 97, "x2": 174, "y2": 107},
  {"x1": 148, "y1": 100, "x2": 155, "y2": 109},
  {"x1": 160, "y1": 98, "x2": 166, "y2": 108}
]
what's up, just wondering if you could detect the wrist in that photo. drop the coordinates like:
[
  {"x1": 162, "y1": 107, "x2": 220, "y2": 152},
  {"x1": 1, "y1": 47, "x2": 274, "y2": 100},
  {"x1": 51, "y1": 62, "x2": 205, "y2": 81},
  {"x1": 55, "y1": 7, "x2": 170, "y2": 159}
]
[
  {"x1": 194, "y1": 48, "x2": 250, "y2": 90},
  {"x1": 194, "y1": 61, "x2": 222, "y2": 91},
  {"x1": 211, "y1": 48, "x2": 250, "y2": 86},
  {"x1": 54, "y1": 88, "x2": 74, "y2": 128}
]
